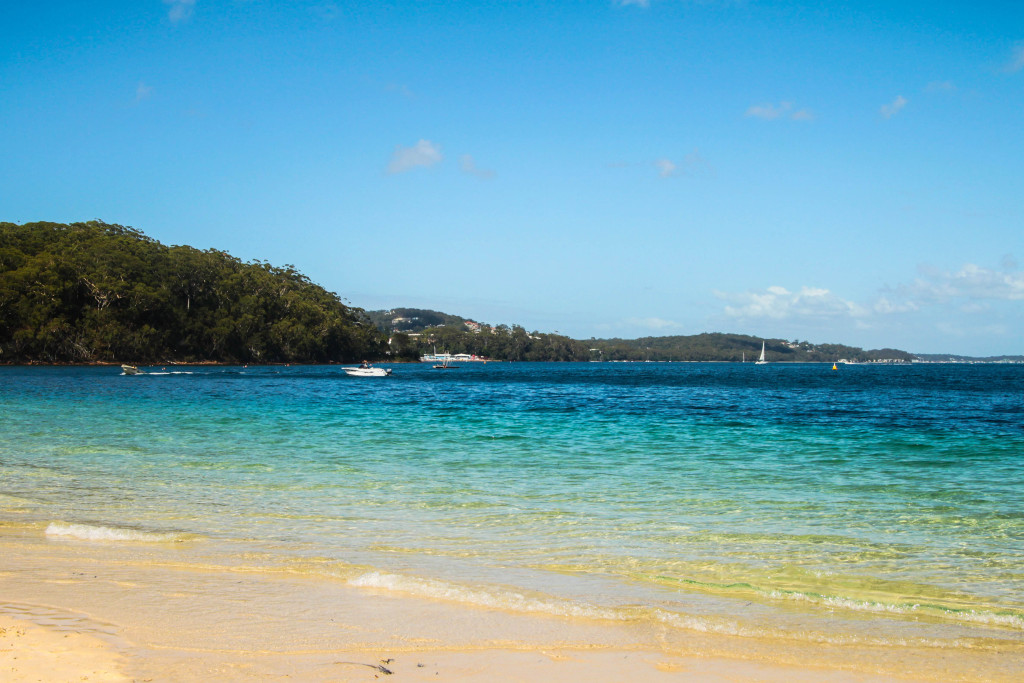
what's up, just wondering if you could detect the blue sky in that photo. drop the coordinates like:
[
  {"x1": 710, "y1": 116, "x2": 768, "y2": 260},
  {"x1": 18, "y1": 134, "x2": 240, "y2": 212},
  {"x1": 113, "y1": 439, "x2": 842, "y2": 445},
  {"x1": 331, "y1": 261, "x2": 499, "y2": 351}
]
[{"x1": 2, "y1": 1, "x2": 1022, "y2": 355}]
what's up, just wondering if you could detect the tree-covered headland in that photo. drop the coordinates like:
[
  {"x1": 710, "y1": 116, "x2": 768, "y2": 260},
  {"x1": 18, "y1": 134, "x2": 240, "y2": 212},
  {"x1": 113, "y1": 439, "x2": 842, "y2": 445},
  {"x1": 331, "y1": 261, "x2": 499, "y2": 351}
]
[
  {"x1": 0, "y1": 221, "x2": 392, "y2": 364},
  {"x1": 1, "y1": 221, "x2": 916, "y2": 365}
]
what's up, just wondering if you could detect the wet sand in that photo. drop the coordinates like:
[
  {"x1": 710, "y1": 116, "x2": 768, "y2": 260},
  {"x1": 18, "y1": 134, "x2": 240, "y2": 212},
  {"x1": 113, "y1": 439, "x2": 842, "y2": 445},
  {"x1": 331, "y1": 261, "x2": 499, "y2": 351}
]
[{"x1": 1, "y1": 526, "x2": 1016, "y2": 682}]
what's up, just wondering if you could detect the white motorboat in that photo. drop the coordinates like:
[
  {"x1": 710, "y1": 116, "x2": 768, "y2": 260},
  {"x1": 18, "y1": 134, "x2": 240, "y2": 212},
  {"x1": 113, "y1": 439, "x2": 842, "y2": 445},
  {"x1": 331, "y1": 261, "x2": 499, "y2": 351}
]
[
  {"x1": 343, "y1": 366, "x2": 393, "y2": 377},
  {"x1": 121, "y1": 365, "x2": 143, "y2": 375}
]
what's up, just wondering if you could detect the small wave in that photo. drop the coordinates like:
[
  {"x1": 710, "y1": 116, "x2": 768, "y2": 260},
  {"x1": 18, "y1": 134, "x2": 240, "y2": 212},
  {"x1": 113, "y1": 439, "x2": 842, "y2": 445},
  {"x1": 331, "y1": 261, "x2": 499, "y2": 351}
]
[
  {"x1": 346, "y1": 571, "x2": 966, "y2": 647},
  {"x1": 349, "y1": 571, "x2": 623, "y2": 621},
  {"x1": 775, "y1": 591, "x2": 1024, "y2": 630},
  {"x1": 45, "y1": 522, "x2": 191, "y2": 543},
  {"x1": 655, "y1": 575, "x2": 1024, "y2": 631},
  {"x1": 348, "y1": 572, "x2": 775, "y2": 639}
]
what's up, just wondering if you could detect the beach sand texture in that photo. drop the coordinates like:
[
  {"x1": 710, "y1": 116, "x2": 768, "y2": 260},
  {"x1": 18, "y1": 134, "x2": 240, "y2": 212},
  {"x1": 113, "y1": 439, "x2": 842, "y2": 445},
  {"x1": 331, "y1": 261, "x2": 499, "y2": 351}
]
[{"x1": 2, "y1": 527, "x2": 1018, "y2": 682}]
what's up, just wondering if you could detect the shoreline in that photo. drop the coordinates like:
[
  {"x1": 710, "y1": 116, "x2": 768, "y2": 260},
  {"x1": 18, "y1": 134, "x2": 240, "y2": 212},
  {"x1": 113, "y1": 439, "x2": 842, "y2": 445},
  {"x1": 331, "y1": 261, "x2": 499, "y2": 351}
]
[
  {"x1": 0, "y1": 610, "x2": 909, "y2": 683},
  {"x1": 2, "y1": 527, "x2": 1020, "y2": 682}
]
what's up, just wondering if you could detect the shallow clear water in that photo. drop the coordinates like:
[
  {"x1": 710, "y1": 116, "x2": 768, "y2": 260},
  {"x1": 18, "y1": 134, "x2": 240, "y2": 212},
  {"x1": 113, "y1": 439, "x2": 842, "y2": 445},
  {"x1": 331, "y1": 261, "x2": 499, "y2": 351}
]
[{"x1": 2, "y1": 362, "x2": 1022, "y2": 649}]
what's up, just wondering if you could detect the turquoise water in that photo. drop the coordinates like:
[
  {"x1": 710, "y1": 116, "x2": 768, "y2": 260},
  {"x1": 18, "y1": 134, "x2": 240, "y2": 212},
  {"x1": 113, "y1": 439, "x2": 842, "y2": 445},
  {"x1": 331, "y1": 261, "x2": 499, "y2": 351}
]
[{"x1": 2, "y1": 362, "x2": 1023, "y2": 650}]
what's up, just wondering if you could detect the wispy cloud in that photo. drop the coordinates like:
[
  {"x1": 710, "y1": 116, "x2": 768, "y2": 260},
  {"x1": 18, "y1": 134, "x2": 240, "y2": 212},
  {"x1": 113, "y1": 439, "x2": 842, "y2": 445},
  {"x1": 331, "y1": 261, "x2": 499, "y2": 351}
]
[
  {"x1": 135, "y1": 81, "x2": 153, "y2": 102},
  {"x1": 646, "y1": 149, "x2": 712, "y2": 179},
  {"x1": 745, "y1": 102, "x2": 814, "y2": 121},
  {"x1": 1005, "y1": 43, "x2": 1024, "y2": 73},
  {"x1": 717, "y1": 286, "x2": 867, "y2": 320},
  {"x1": 880, "y1": 95, "x2": 907, "y2": 118},
  {"x1": 624, "y1": 317, "x2": 682, "y2": 331},
  {"x1": 654, "y1": 159, "x2": 677, "y2": 178},
  {"x1": 719, "y1": 262, "x2": 1024, "y2": 324},
  {"x1": 615, "y1": 0, "x2": 650, "y2": 7},
  {"x1": 387, "y1": 140, "x2": 442, "y2": 174},
  {"x1": 460, "y1": 154, "x2": 495, "y2": 180},
  {"x1": 165, "y1": 0, "x2": 195, "y2": 24},
  {"x1": 746, "y1": 102, "x2": 788, "y2": 120},
  {"x1": 882, "y1": 263, "x2": 1024, "y2": 309},
  {"x1": 712, "y1": 261, "x2": 1024, "y2": 353},
  {"x1": 925, "y1": 80, "x2": 956, "y2": 93},
  {"x1": 386, "y1": 83, "x2": 415, "y2": 99}
]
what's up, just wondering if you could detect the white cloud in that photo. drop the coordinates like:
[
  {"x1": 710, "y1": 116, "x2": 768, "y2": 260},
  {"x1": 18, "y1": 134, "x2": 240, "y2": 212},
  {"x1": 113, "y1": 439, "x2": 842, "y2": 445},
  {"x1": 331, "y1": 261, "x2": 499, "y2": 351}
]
[
  {"x1": 460, "y1": 154, "x2": 495, "y2": 180},
  {"x1": 717, "y1": 262, "x2": 1024, "y2": 325},
  {"x1": 710, "y1": 262, "x2": 1024, "y2": 354},
  {"x1": 880, "y1": 95, "x2": 907, "y2": 119},
  {"x1": 871, "y1": 262, "x2": 1024, "y2": 319},
  {"x1": 165, "y1": 0, "x2": 195, "y2": 23},
  {"x1": 717, "y1": 285, "x2": 868, "y2": 320},
  {"x1": 1006, "y1": 43, "x2": 1024, "y2": 73},
  {"x1": 615, "y1": 0, "x2": 650, "y2": 7},
  {"x1": 912, "y1": 263, "x2": 1024, "y2": 302},
  {"x1": 135, "y1": 81, "x2": 153, "y2": 102},
  {"x1": 790, "y1": 109, "x2": 815, "y2": 121},
  {"x1": 387, "y1": 140, "x2": 442, "y2": 174}
]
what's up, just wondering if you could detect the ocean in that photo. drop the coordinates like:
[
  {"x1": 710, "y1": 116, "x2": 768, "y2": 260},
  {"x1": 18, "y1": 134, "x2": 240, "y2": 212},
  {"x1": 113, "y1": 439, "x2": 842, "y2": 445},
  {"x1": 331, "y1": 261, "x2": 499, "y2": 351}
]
[{"x1": 1, "y1": 362, "x2": 1022, "y2": 673}]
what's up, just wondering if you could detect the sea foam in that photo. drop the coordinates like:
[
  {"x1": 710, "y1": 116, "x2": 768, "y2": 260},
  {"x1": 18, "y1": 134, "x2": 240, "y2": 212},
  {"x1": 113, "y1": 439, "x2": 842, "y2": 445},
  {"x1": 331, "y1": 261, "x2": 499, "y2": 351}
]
[
  {"x1": 349, "y1": 571, "x2": 623, "y2": 621},
  {"x1": 45, "y1": 522, "x2": 189, "y2": 543},
  {"x1": 347, "y1": 571, "x2": 1000, "y2": 647}
]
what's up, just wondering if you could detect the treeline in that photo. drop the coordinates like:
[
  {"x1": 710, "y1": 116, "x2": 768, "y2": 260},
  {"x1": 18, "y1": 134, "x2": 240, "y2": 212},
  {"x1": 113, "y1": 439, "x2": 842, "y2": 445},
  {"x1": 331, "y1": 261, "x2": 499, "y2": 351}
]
[
  {"x1": 0, "y1": 221, "x2": 392, "y2": 364},
  {"x1": 380, "y1": 326, "x2": 913, "y2": 364},
  {"x1": 388, "y1": 325, "x2": 592, "y2": 362},
  {"x1": 588, "y1": 333, "x2": 915, "y2": 363}
]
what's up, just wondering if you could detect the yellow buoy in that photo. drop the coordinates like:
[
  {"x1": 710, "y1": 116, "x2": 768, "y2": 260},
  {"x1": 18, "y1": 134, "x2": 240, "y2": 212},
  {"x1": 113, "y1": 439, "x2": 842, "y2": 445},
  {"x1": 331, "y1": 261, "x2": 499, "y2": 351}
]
[{"x1": 832, "y1": 363, "x2": 838, "y2": 371}]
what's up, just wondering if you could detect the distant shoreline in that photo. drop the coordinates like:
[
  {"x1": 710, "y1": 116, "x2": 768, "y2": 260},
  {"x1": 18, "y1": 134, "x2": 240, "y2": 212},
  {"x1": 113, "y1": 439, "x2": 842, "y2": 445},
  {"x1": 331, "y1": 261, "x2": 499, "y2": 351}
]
[{"x1": 3, "y1": 359, "x2": 1021, "y2": 367}]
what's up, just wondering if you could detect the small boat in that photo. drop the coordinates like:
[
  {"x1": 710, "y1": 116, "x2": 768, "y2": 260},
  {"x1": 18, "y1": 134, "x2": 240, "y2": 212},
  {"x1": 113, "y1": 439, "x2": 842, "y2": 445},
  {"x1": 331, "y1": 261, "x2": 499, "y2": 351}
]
[
  {"x1": 433, "y1": 354, "x2": 459, "y2": 370},
  {"x1": 121, "y1": 365, "x2": 143, "y2": 375},
  {"x1": 755, "y1": 341, "x2": 768, "y2": 365},
  {"x1": 343, "y1": 365, "x2": 393, "y2": 377}
]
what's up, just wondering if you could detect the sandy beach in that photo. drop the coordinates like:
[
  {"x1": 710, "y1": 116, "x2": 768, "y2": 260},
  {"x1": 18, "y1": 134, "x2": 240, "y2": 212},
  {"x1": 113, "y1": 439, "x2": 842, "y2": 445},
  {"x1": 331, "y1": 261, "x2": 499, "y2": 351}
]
[{"x1": 4, "y1": 525, "x2": 1019, "y2": 682}]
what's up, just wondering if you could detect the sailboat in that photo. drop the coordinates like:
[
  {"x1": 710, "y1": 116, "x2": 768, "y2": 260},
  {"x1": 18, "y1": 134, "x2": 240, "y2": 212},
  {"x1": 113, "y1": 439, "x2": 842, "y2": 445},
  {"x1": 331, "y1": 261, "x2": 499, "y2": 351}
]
[{"x1": 755, "y1": 341, "x2": 768, "y2": 365}]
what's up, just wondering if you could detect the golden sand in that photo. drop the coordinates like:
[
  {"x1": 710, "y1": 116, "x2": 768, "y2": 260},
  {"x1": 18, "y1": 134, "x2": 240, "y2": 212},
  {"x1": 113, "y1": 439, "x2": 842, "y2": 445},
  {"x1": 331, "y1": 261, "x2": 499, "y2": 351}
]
[{"x1": 2, "y1": 526, "x2": 1018, "y2": 681}]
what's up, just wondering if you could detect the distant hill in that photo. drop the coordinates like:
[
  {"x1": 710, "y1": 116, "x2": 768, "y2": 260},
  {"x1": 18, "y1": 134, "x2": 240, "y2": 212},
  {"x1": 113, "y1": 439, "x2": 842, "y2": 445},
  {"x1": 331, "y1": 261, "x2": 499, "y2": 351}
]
[
  {"x1": 370, "y1": 308, "x2": 916, "y2": 363},
  {"x1": 365, "y1": 308, "x2": 472, "y2": 333},
  {"x1": 588, "y1": 333, "x2": 913, "y2": 363}
]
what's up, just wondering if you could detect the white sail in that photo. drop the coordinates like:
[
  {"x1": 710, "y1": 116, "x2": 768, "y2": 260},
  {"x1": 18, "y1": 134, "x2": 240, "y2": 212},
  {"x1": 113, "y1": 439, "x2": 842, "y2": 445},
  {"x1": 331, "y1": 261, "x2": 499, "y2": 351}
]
[{"x1": 756, "y1": 341, "x2": 768, "y2": 365}]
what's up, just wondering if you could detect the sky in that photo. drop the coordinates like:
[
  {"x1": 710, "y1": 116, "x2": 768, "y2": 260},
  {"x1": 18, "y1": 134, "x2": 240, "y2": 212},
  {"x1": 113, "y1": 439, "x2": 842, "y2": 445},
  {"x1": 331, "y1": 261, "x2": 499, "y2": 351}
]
[{"x1": 2, "y1": 1, "x2": 1023, "y2": 356}]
